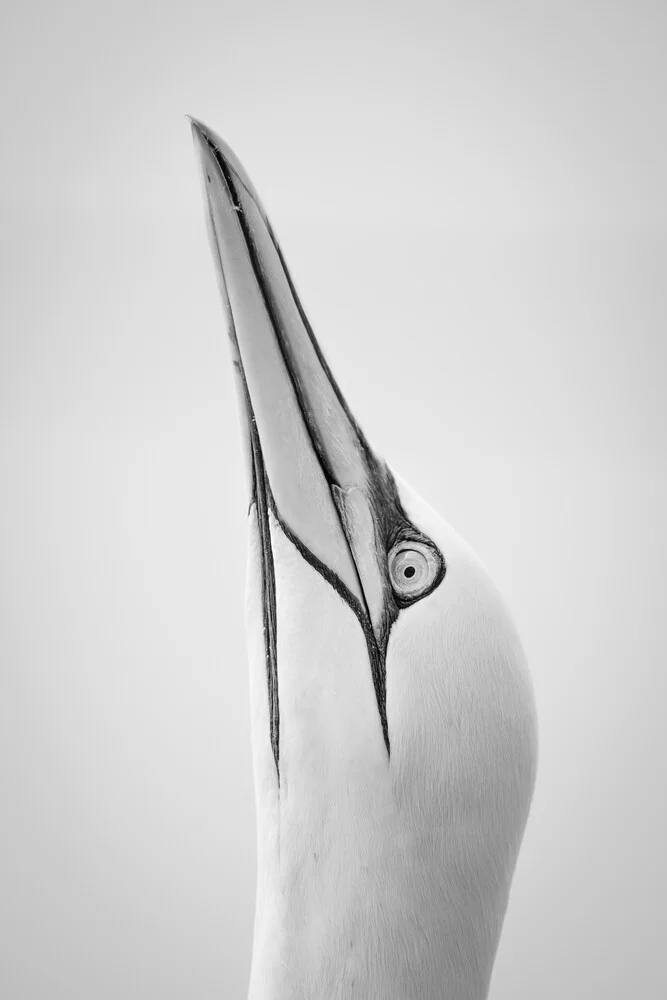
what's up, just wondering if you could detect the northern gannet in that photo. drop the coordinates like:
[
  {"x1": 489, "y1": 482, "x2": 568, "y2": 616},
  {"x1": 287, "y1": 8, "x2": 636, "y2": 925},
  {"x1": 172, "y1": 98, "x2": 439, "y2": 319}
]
[{"x1": 190, "y1": 119, "x2": 538, "y2": 1000}]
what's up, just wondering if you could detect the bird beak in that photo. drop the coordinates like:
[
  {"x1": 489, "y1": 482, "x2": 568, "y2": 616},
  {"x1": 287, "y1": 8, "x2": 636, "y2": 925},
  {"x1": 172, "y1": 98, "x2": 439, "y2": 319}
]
[
  {"x1": 190, "y1": 119, "x2": 399, "y2": 647},
  {"x1": 189, "y1": 118, "x2": 446, "y2": 763}
]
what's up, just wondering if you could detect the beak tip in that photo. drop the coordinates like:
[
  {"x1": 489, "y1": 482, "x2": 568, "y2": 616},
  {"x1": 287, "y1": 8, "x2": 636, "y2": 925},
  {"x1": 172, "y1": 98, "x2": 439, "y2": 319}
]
[
  {"x1": 186, "y1": 117, "x2": 262, "y2": 210},
  {"x1": 186, "y1": 114, "x2": 209, "y2": 144}
]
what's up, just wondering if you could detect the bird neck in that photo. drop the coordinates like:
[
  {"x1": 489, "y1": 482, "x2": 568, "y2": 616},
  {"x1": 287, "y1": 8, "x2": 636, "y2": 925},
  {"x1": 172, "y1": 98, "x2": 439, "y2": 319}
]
[{"x1": 246, "y1": 815, "x2": 506, "y2": 1000}]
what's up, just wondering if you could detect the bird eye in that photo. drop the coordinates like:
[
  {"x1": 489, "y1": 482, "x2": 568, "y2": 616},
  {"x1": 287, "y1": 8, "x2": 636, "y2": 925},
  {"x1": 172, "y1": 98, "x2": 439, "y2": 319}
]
[{"x1": 388, "y1": 541, "x2": 442, "y2": 601}]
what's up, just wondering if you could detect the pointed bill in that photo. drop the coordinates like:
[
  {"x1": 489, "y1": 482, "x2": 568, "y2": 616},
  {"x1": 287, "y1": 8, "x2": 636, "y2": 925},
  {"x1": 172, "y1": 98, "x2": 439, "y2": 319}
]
[{"x1": 190, "y1": 118, "x2": 392, "y2": 632}]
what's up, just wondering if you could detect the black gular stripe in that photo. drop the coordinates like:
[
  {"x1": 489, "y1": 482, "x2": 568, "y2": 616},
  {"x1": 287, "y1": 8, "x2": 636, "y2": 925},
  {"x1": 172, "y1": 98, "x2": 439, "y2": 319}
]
[
  {"x1": 263, "y1": 481, "x2": 391, "y2": 756},
  {"x1": 204, "y1": 134, "x2": 444, "y2": 773},
  {"x1": 246, "y1": 395, "x2": 280, "y2": 775}
]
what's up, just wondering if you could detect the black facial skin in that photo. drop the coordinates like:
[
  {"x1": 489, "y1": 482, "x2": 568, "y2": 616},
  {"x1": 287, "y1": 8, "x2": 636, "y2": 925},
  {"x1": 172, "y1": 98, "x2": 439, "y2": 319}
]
[{"x1": 203, "y1": 135, "x2": 445, "y2": 779}]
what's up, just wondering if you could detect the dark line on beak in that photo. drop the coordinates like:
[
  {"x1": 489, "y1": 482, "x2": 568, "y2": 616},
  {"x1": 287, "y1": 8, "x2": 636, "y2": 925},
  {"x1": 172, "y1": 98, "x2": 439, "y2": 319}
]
[
  {"x1": 264, "y1": 222, "x2": 375, "y2": 467},
  {"x1": 202, "y1": 187, "x2": 280, "y2": 777}
]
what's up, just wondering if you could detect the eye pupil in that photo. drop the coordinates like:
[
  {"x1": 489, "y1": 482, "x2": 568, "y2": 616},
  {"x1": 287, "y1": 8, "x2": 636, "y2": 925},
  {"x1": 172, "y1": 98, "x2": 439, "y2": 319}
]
[{"x1": 403, "y1": 566, "x2": 416, "y2": 578}]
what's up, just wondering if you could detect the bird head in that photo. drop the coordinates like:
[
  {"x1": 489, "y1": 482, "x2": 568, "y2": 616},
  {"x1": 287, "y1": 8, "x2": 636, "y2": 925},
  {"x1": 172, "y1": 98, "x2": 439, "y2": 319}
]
[{"x1": 191, "y1": 119, "x2": 537, "y2": 998}]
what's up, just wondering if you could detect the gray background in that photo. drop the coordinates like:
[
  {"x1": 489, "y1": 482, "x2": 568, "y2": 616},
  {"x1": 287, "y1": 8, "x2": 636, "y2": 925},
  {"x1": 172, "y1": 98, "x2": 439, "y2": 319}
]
[{"x1": 2, "y1": 1, "x2": 666, "y2": 997}]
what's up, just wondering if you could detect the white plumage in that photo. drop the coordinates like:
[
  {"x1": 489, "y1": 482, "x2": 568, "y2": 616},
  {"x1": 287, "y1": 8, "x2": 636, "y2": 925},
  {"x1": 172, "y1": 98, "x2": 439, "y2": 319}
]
[{"x1": 191, "y1": 118, "x2": 538, "y2": 999}]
